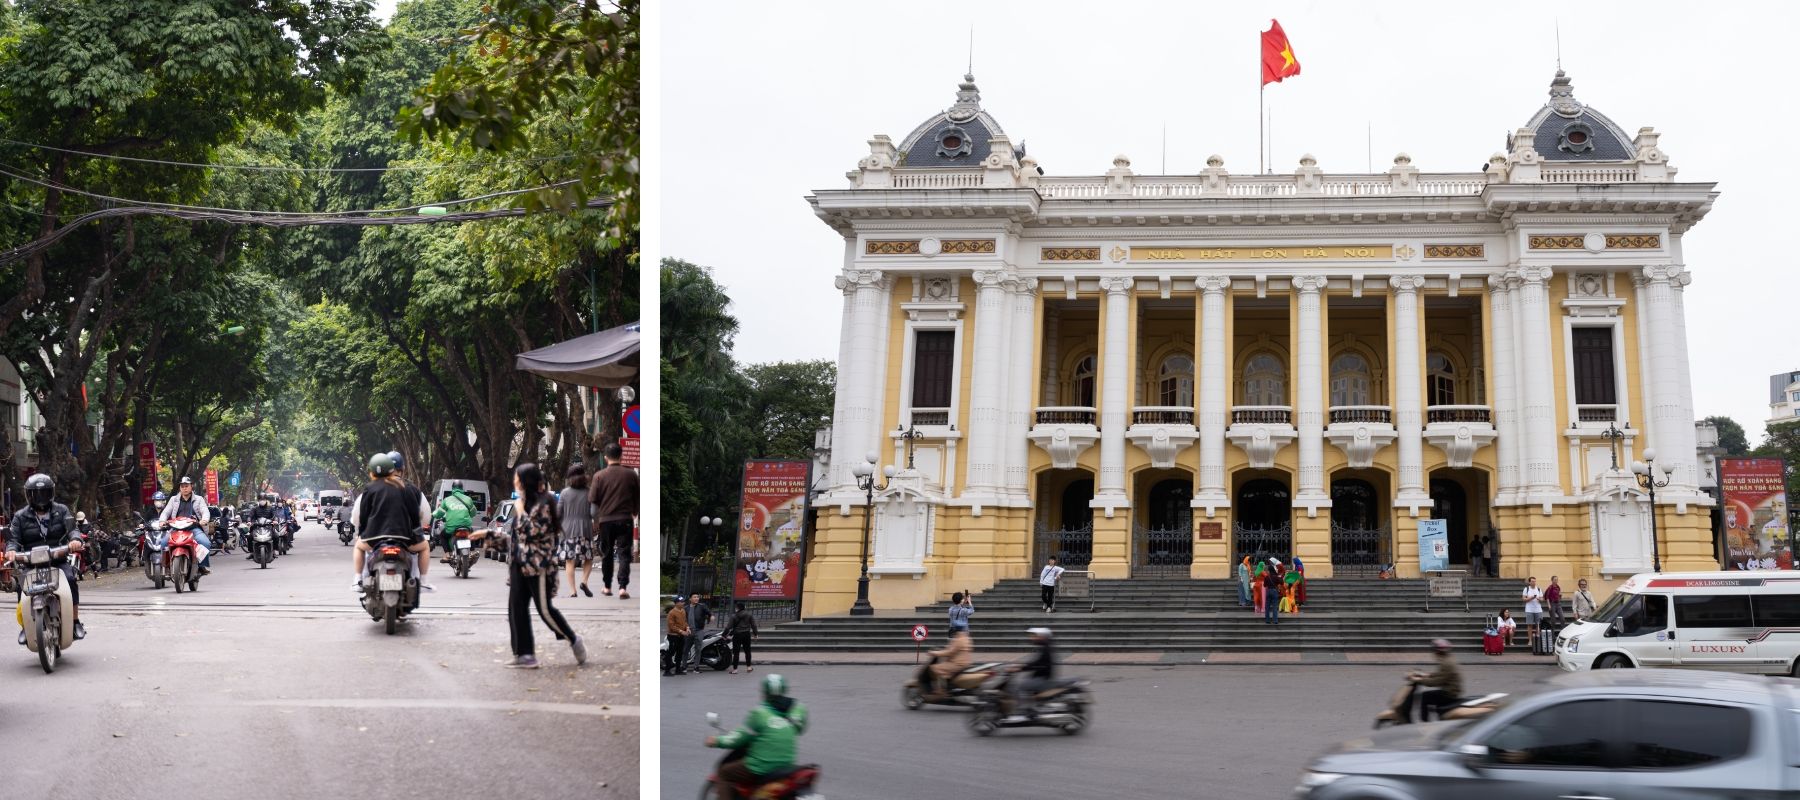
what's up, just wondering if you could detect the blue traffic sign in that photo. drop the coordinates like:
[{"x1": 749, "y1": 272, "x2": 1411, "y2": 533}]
[
  {"x1": 230, "y1": 471, "x2": 241, "y2": 487},
  {"x1": 623, "y1": 405, "x2": 640, "y2": 437}
]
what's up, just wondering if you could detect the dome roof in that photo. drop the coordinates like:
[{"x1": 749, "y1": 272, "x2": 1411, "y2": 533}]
[
  {"x1": 896, "y1": 74, "x2": 1015, "y2": 168},
  {"x1": 1516, "y1": 70, "x2": 1634, "y2": 161}
]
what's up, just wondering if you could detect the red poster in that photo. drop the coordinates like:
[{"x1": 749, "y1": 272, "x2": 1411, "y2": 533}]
[
  {"x1": 204, "y1": 470, "x2": 220, "y2": 506},
  {"x1": 620, "y1": 438, "x2": 640, "y2": 468},
  {"x1": 137, "y1": 442, "x2": 157, "y2": 506},
  {"x1": 733, "y1": 460, "x2": 812, "y2": 601},
  {"x1": 1719, "y1": 458, "x2": 1791, "y2": 570}
]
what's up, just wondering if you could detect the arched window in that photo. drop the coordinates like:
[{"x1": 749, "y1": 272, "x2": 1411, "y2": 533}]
[
  {"x1": 1158, "y1": 354, "x2": 1194, "y2": 406},
  {"x1": 1069, "y1": 354, "x2": 1096, "y2": 407},
  {"x1": 1329, "y1": 353, "x2": 1372, "y2": 406},
  {"x1": 1241, "y1": 353, "x2": 1286, "y2": 406},
  {"x1": 1427, "y1": 351, "x2": 1456, "y2": 406}
]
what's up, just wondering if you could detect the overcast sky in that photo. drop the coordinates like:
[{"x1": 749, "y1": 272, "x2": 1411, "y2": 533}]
[{"x1": 665, "y1": 1, "x2": 1798, "y2": 444}]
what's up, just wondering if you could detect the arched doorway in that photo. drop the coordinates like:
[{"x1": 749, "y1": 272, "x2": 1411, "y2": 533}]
[
  {"x1": 1430, "y1": 478, "x2": 1469, "y2": 565},
  {"x1": 1034, "y1": 473, "x2": 1094, "y2": 568},
  {"x1": 1233, "y1": 476, "x2": 1291, "y2": 561},
  {"x1": 1132, "y1": 476, "x2": 1192, "y2": 576},
  {"x1": 1330, "y1": 476, "x2": 1390, "y2": 577}
]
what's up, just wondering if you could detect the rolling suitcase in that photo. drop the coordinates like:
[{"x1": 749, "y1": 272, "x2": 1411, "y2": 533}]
[
  {"x1": 1482, "y1": 631, "x2": 1504, "y2": 655},
  {"x1": 1532, "y1": 625, "x2": 1557, "y2": 656}
]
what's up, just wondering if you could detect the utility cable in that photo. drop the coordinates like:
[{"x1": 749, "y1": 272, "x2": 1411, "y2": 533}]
[{"x1": 0, "y1": 137, "x2": 592, "y2": 174}]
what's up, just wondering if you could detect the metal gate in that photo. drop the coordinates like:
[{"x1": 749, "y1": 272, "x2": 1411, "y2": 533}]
[
  {"x1": 1329, "y1": 523, "x2": 1391, "y2": 577},
  {"x1": 1033, "y1": 523, "x2": 1093, "y2": 569},
  {"x1": 1233, "y1": 521, "x2": 1292, "y2": 563},
  {"x1": 1131, "y1": 525, "x2": 1193, "y2": 577}
]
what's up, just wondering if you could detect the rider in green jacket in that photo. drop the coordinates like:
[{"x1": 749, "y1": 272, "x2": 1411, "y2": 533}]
[
  {"x1": 706, "y1": 674, "x2": 809, "y2": 799},
  {"x1": 431, "y1": 481, "x2": 478, "y2": 558}
]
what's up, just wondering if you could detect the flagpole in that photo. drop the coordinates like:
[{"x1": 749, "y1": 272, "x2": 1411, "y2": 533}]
[{"x1": 1259, "y1": 84, "x2": 1264, "y2": 174}]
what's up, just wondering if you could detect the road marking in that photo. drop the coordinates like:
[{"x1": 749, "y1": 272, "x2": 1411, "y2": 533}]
[{"x1": 238, "y1": 698, "x2": 640, "y2": 717}]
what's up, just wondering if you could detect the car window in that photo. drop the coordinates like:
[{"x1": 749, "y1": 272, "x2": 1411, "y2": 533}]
[
  {"x1": 1620, "y1": 594, "x2": 1669, "y2": 637},
  {"x1": 1620, "y1": 700, "x2": 1752, "y2": 769},
  {"x1": 1484, "y1": 699, "x2": 1617, "y2": 768},
  {"x1": 1752, "y1": 594, "x2": 1800, "y2": 627},
  {"x1": 1674, "y1": 594, "x2": 1753, "y2": 628}
]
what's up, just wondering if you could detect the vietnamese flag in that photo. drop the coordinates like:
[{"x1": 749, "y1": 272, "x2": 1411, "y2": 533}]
[{"x1": 1261, "y1": 19, "x2": 1301, "y2": 86}]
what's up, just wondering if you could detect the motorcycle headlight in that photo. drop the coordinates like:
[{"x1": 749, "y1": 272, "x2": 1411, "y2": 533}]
[{"x1": 1294, "y1": 771, "x2": 1345, "y2": 795}]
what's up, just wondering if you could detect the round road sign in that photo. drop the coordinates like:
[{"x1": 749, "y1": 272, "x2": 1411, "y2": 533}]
[
  {"x1": 622, "y1": 405, "x2": 640, "y2": 438},
  {"x1": 910, "y1": 624, "x2": 928, "y2": 642}
]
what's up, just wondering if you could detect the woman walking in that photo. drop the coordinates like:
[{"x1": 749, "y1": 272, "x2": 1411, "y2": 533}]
[
  {"x1": 723, "y1": 601, "x2": 760, "y2": 674},
  {"x1": 557, "y1": 463, "x2": 595, "y2": 598},
  {"x1": 494, "y1": 463, "x2": 586, "y2": 669}
]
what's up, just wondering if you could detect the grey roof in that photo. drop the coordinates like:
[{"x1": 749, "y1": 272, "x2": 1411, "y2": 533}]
[
  {"x1": 896, "y1": 73, "x2": 1012, "y2": 168},
  {"x1": 1771, "y1": 371, "x2": 1800, "y2": 404},
  {"x1": 1515, "y1": 70, "x2": 1635, "y2": 162}
]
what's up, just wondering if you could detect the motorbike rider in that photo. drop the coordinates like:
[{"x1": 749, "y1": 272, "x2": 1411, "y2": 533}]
[
  {"x1": 925, "y1": 628, "x2": 973, "y2": 695},
  {"x1": 1395, "y1": 638, "x2": 1464, "y2": 723},
  {"x1": 155, "y1": 477, "x2": 213, "y2": 575},
  {"x1": 348, "y1": 452, "x2": 433, "y2": 591},
  {"x1": 5, "y1": 474, "x2": 87, "y2": 643},
  {"x1": 245, "y1": 493, "x2": 278, "y2": 557},
  {"x1": 705, "y1": 674, "x2": 809, "y2": 800},
  {"x1": 1009, "y1": 627, "x2": 1057, "y2": 721},
  {"x1": 73, "y1": 511, "x2": 104, "y2": 574},
  {"x1": 431, "y1": 479, "x2": 478, "y2": 562}
]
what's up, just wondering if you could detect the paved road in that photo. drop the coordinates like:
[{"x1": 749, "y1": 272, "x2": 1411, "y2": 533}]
[
  {"x1": 661, "y1": 662, "x2": 1556, "y2": 799},
  {"x1": 4, "y1": 521, "x2": 639, "y2": 799}
]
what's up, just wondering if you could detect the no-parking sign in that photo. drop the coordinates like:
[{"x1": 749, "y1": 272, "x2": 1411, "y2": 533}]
[
  {"x1": 910, "y1": 624, "x2": 929, "y2": 642},
  {"x1": 622, "y1": 405, "x2": 640, "y2": 438}
]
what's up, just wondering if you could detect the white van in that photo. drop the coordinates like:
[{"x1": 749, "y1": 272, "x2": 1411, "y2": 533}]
[
  {"x1": 1556, "y1": 571, "x2": 1800, "y2": 676},
  {"x1": 430, "y1": 479, "x2": 492, "y2": 529},
  {"x1": 317, "y1": 490, "x2": 347, "y2": 522}
]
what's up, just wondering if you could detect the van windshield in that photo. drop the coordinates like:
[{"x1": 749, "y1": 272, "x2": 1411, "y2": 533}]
[
  {"x1": 320, "y1": 496, "x2": 343, "y2": 507},
  {"x1": 1588, "y1": 590, "x2": 1634, "y2": 623}
]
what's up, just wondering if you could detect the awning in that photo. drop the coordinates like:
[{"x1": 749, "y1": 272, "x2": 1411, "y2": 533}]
[{"x1": 514, "y1": 322, "x2": 640, "y2": 388}]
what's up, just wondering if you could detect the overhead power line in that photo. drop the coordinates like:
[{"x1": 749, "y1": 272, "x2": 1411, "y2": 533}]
[{"x1": 0, "y1": 137, "x2": 593, "y2": 174}]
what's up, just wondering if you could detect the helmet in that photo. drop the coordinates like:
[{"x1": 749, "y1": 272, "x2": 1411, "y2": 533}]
[
  {"x1": 451, "y1": 480, "x2": 464, "y2": 491},
  {"x1": 368, "y1": 452, "x2": 396, "y2": 477},
  {"x1": 24, "y1": 473, "x2": 53, "y2": 511},
  {"x1": 75, "y1": 511, "x2": 86, "y2": 522},
  {"x1": 179, "y1": 476, "x2": 193, "y2": 486},
  {"x1": 1432, "y1": 638, "x2": 1453, "y2": 655},
  {"x1": 1027, "y1": 627, "x2": 1053, "y2": 639},
  {"x1": 386, "y1": 450, "x2": 405, "y2": 471},
  {"x1": 760, "y1": 673, "x2": 788, "y2": 700},
  {"x1": 153, "y1": 490, "x2": 168, "y2": 509},
  {"x1": 509, "y1": 491, "x2": 519, "y2": 500}
]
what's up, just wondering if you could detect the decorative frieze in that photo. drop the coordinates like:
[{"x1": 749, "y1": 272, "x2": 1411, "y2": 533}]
[
  {"x1": 941, "y1": 239, "x2": 997, "y2": 254},
  {"x1": 1424, "y1": 244, "x2": 1485, "y2": 259},
  {"x1": 1528, "y1": 235, "x2": 1585, "y2": 250},
  {"x1": 1527, "y1": 233, "x2": 1662, "y2": 250},
  {"x1": 1604, "y1": 234, "x2": 1660, "y2": 249},
  {"x1": 866, "y1": 240, "x2": 921, "y2": 255},
  {"x1": 1040, "y1": 246, "x2": 1099, "y2": 261}
]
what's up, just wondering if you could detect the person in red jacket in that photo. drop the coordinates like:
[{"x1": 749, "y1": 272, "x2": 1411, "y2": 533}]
[{"x1": 1544, "y1": 576, "x2": 1564, "y2": 626}]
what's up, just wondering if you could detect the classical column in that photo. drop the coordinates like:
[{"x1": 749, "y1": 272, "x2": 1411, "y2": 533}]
[
  {"x1": 1092, "y1": 275, "x2": 1133, "y2": 511},
  {"x1": 1039, "y1": 305, "x2": 1060, "y2": 405},
  {"x1": 1514, "y1": 266, "x2": 1560, "y2": 498},
  {"x1": 1668, "y1": 269, "x2": 1699, "y2": 495},
  {"x1": 1294, "y1": 275, "x2": 1330, "y2": 512},
  {"x1": 1640, "y1": 264, "x2": 1700, "y2": 494},
  {"x1": 1390, "y1": 275, "x2": 1430, "y2": 510},
  {"x1": 828, "y1": 272, "x2": 860, "y2": 492},
  {"x1": 1487, "y1": 274, "x2": 1521, "y2": 503},
  {"x1": 1004, "y1": 276, "x2": 1038, "y2": 503},
  {"x1": 831, "y1": 269, "x2": 890, "y2": 497},
  {"x1": 1193, "y1": 276, "x2": 1231, "y2": 513},
  {"x1": 962, "y1": 269, "x2": 1010, "y2": 502}
]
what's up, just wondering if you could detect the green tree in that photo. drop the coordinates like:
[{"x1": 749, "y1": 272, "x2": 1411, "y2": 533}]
[
  {"x1": 742, "y1": 361, "x2": 836, "y2": 460},
  {"x1": 1705, "y1": 415, "x2": 1751, "y2": 457},
  {"x1": 1754, "y1": 419, "x2": 1800, "y2": 502}
]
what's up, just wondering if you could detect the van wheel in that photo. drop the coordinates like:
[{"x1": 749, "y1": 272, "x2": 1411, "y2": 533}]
[
  {"x1": 1789, "y1": 657, "x2": 1800, "y2": 678},
  {"x1": 1596, "y1": 654, "x2": 1632, "y2": 669}
]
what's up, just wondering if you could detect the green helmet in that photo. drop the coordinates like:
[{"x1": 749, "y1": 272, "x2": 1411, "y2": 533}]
[
  {"x1": 761, "y1": 673, "x2": 788, "y2": 700},
  {"x1": 368, "y1": 452, "x2": 396, "y2": 476}
]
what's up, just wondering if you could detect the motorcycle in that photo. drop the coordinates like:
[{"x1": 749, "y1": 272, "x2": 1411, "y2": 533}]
[
  {"x1": 701, "y1": 711, "x2": 823, "y2": 799},
  {"x1": 1372, "y1": 673, "x2": 1507, "y2": 729},
  {"x1": 966, "y1": 670, "x2": 1093, "y2": 736},
  {"x1": 249, "y1": 522, "x2": 277, "y2": 568},
  {"x1": 358, "y1": 534, "x2": 419, "y2": 635},
  {"x1": 17, "y1": 543, "x2": 78, "y2": 673},
  {"x1": 278, "y1": 519, "x2": 297, "y2": 554},
  {"x1": 159, "y1": 517, "x2": 204, "y2": 593},
  {"x1": 902, "y1": 659, "x2": 1007, "y2": 710},
  {"x1": 337, "y1": 517, "x2": 354, "y2": 546},
  {"x1": 448, "y1": 527, "x2": 480, "y2": 578},
  {"x1": 686, "y1": 629, "x2": 731, "y2": 673},
  {"x1": 140, "y1": 524, "x2": 167, "y2": 589}
]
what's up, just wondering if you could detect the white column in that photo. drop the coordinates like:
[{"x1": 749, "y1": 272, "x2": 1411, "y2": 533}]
[
  {"x1": 1514, "y1": 266, "x2": 1561, "y2": 498},
  {"x1": 1294, "y1": 275, "x2": 1330, "y2": 512},
  {"x1": 833, "y1": 269, "x2": 888, "y2": 496},
  {"x1": 1641, "y1": 264, "x2": 1699, "y2": 496},
  {"x1": 1039, "y1": 306, "x2": 1060, "y2": 404},
  {"x1": 1391, "y1": 275, "x2": 1430, "y2": 510},
  {"x1": 1487, "y1": 275, "x2": 1521, "y2": 503},
  {"x1": 961, "y1": 270, "x2": 1010, "y2": 502},
  {"x1": 1092, "y1": 276, "x2": 1133, "y2": 512},
  {"x1": 1193, "y1": 276, "x2": 1231, "y2": 514},
  {"x1": 1004, "y1": 276, "x2": 1038, "y2": 503},
  {"x1": 1667, "y1": 269, "x2": 1699, "y2": 496},
  {"x1": 827, "y1": 273, "x2": 859, "y2": 492}
]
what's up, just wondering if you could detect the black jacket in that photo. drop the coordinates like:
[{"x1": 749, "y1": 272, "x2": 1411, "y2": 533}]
[
  {"x1": 5, "y1": 503, "x2": 80, "y2": 554},
  {"x1": 358, "y1": 479, "x2": 422, "y2": 538},
  {"x1": 724, "y1": 610, "x2": 759, "y2": 638},
  {"x1": 1024, "y1": 640, "x2": 1056, "y2": 680}
]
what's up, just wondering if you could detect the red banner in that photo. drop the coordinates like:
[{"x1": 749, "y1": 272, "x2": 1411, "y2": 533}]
[
  {"x1": 137, "y1": 442, "x2": 157, "y2": 506},
  {"x1": 1719, "y1": 458, "x2": 1791, "y2": 570},
  {"x1": 620, "y1": 438, "x2": 640, "y2": 468},
  {"x1": 733, "y1": 460, "x2": 812, "y2": 601},
  {"x1": 205, "y1": 470, "x2": 220, "y2": 506}
]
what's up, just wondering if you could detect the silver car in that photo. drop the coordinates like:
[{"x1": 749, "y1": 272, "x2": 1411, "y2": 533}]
[{"x1": 1296, "y1": 669, "x2": 1800, "y2": 799}]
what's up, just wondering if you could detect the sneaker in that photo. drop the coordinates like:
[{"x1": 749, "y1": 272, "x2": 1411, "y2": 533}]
[
  {"x1": 571, "y1": 636, "x2": 588, "y2": 666},
  {"x1": 420, "y1": 583, "x2": 437, "y2": 592},
  {"x1": 505, "y1": 655, "x2": 539, "y2": 669},
  {"x1": 74, "y1": 621, "x2": 87, "y2": 641},
  {"x1": 351, "y1": 577, "x2": 364, "y2": 592}
]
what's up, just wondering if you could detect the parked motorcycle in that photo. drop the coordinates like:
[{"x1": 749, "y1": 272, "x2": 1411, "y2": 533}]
[
  {"x1": 249, "y1": 522, "x2": 277, "y2": 568},
  {"x1": 17, "y1": 543, "x2": 78, "y2": 673},
  {"x1": 448, "y1": 527, "x2": 480, "y2": 578},
  {"x1": 903, "y1": 659, "x2": 1006, "y2": 710},
  {"x1": 1372, "y1": 674, "x2": 1507, "y2": 729},
  {"x1": 358, "y1": 534, "x2": 419, "y2": 635},
  {"x1": 159, "y1": 517, "x2": 204, "y2": 593},
  {"x1": 687, "y1": 629, "x2": 731, "y2": 673},
  {"x1": 966, "y1": 671, "x2": 1093, "y2": 736},
  {"x1": 701, "y1": 712, "x2": 823, "y2": 799}
]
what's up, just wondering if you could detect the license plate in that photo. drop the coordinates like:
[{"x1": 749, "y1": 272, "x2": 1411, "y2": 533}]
[
  {"x1": 379, "y1": 573, "x2": 402, "y2": 591},
  {"x1": 456, "y1": 539, "x2": 472, "y2": 550}
]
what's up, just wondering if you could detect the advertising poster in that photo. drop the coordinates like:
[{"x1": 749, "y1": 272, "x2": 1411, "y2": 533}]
[
  {"x1": 1417, "y1": 519, "x2": 1449, "y2": 573},
  {"x1": 137, "y1": 442, "x2": 157, "y2": 506},
  {"x1": 1719, "y1": 457, "x2": 1791, "y2": 570},
  {"x1": 204, "y1": 470, "x2": 220, "y2": 506},
  {"x1": 733, "y1": 460, "x2": 812, "y2": 601}
]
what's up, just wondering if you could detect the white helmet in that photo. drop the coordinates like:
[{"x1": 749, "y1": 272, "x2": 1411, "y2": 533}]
[{"x1": 75, "y1": 511, "x2": 87, "y2": 522}]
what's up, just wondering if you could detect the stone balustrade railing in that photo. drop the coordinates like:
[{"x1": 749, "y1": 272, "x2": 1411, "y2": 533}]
[{"x1": 873, "y1": 160, "x2": 1652, "y2": 196}]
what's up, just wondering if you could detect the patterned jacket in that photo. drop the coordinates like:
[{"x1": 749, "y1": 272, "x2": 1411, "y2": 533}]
[{"x1": 505, "y1": 495, "x2": 561, "y2": 577}]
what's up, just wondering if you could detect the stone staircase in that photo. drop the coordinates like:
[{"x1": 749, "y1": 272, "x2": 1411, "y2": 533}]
[{"x1": 756, "y1": 578, "x2": 1569, "y2": 653}]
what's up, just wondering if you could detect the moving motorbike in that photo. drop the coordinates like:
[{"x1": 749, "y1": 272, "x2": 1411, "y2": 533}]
[
  {"x1": 279, "y1": 519, "x2": 297, "y2": 554},
  {"x1": 159, "y1": 517, "x2": 204, "y2": 593},
  {"x1": 903, "y1": 659, "x2": 1006, "y2": 710},
  {"x1": 1372, "y1": 673, "x2": 1507, "y2": 728},
  {"x1": 967, "y1": 671, "x2": 1093, "y2": 736},
  {"x1": 701, "y1": 711, "x2": 823, "y2": 800},
  {"x1": 358, "y1": 533, "x2": 419, "y2": 635},
  {"x1": 249, "y1": 522, "x2": 277, "y2": 568},
  {"x1": 17, "y1": 543, "x2": 78, "y2": 673},
  {"x1": 448, "y1": 527, "x2": 480, "y2": 578},
  {"x1": 140, "y1": 524, "x2": 168, "y2": 589},
  {"x1": 337, "y1": 517, "x2": 354, "y2": 546}
]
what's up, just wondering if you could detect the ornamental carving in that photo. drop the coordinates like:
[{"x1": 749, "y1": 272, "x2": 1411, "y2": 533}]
[
  {"x1": 1572, "y1": 273, "x2": 1607, "y2": 298},
  {"x1": 1425, "y1": 244, "x2": 1485, "y2": 259},
  {"x1": 1528, "y1": 235, "x2": 1585, "y2": 250},
  {"x1": 1041, "y1": 247, "x2": 1100, "y2": 262},
  {"x1": 866, "y1": 240, "x2": 921, "y2": 255},
  {"x1": 1605, "y1": 234, "x2": 1660, "y2": 249},
  {"x1": 941, "y1": 239, "x2": 997, "y2": 254}
]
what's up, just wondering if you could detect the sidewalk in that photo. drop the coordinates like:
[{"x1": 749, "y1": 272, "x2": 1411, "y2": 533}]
[{"x1": 751, "y1": 650, "x2": 1558, "y2": 667}]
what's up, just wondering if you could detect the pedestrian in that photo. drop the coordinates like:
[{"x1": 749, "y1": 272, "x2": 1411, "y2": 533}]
[
  {"x1": 1521, "y1": 576, "x2": 1544, "y2": 646},
  {"x1": 665, "y1": 595, "x2": 691, "y2": 675},
  {"x1": 948, "y1": 590, "x2": 974, "y2": 634},
  {"x1": 1262, "y1": 566, "x2": 1282, "y2": 625},
  {"x1": 557, "y1": 463, "x2": 594, "y2": 598},
  {"x1": 1236, "y1": 555, "x2": 1251, "y2": 607},
  {"x1": 1545, "y1": 576, "x2": 1564, "y2": 626},
  {"x1": 1286, "y1": 556, "x2": 1305, "y2": 613},
  {"x1": 1497, "y1": 608, "x2": 1517, "y2": 646},
  {"x1": 1470, "y1": 535, "x2": 1485, "y2": 578},
  {"x1": 1571, "y1": 578, "x2": 1597, "y2": 620},
  {"x1": 1486, "y1": 534, "x2": 1500, "y2": 578},
  {"x1": 1252, "y1": 560, "x2": 1267, "y2": 615},
  {"x1": 589, "y1": 442, "x2": 639, "y2": 599},
  {"x1": 723, "y1": 600, "x2": 759, "y2": 674},
  {"x1": 497, "y1": 463, "x2": 586, "y2": 669},
  {"x1": 1039, "y1": 555, "x2": 1065, "y2": 612},
  {"x1": 687, "y1": 592, "x2": 713, "y2": 671}
]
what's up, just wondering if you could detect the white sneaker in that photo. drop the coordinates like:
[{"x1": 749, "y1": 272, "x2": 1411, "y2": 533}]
[
  {"x1": 421, "y1": 583, "x2": 437, "y2": 592},
  {"x1": 350, "y1": 577, "x2": 364, "y2": 592}
]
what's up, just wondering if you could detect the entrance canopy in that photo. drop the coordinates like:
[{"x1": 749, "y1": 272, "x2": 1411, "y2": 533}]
[{"x1": 514, "y1": 322, "x2": 639, "y2": 388}]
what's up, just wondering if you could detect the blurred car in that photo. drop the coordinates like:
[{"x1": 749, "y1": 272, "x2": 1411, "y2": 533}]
[{"x1": 1295, "y1": 669, "x2": 1800, "y2": 799}]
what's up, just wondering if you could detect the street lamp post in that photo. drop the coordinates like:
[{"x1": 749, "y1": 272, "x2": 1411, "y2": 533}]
[
  {"x1": 1597, "y1": 421, "x2": 1628, "y2": 471},
  {"x1": 679, "y1": 514, "x2": 724, "y2": 597},
  {"x1": 1631, "y1": 448, "x2": 1675, "y2": 573},
  {"x1": 850, "y1": 451, "x2": 895, "y2": 616}
]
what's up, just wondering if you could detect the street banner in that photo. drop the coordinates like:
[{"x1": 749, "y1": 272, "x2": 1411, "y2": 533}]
[
  {"x1": 620, "y1": 438, "x2": 640, "y2": 468},
  {"x1": 204, "y1": 470, "x2": 220, "y2": 506},
  {"x1": 733, "y1": 460, "x2": 812, "y2": 601},
  {"x1": 1417, "y1": 519, "x2": 1449, "y2": 573},
  {"x1": 1719, "y1": 457, "x2": 1791, "y2": 570},
  {"x1": 137, "y1": 442, "x2": 157, "y2": 506}
]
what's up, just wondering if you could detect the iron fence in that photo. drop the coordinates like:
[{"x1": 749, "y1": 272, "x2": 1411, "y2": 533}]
[
  {"x1": 1033, "y1": 523, "x2": 1094, "y2": 569},
  {"x1": 1233, "y1": 521, "x2": 1292, "y2": 563},
  {"x1": 1131, "y1": 525, "x2": 1193, "y2": 576},
  {"x1": 1329, "y1": 523, "x2": 1392, "y2": 577}
]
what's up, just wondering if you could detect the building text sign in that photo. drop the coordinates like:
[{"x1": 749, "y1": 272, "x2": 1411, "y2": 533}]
[{"x1": 1130, "y1": 245, "x2": 1395, "y2": 262}]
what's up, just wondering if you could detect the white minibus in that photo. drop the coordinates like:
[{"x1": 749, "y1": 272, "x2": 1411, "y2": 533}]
[{"x1": 1556, "y1": 571, "x2": 1800, "y2": 676}]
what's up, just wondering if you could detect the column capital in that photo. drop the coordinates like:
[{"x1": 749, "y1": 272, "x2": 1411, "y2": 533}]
[
  {"x1": 1293, "y1": 274, "x2": 1329, "y2": 294},
  {"x1": 1197, "y1": 275, "x2": 1232, "y2": 294},
  {"x1": 1638, "y1": 264, "x2": 1689, "y2": 286},
  {"x1": 1388, "y1": 274, "x2": 1427, "y2": 293},
  {"x1": 837, "y1": 268, "x2": 886, "y2": 291},
  {"x1": 971, "y1": 269, "x2": 1007, "y2": 288},
  {"x1": 1003, "y1": 275, "x2": 1039, "y2": 295},
  {"x1": 1515, "y1": 265, "x2": 1553, "y2": 285},
  {"x1": 1487, "y1": 272, "x2": 1512, "y2": 292},
  {"x1": 1098, "y1": 275, "x2": 1134, "y2": 294}
]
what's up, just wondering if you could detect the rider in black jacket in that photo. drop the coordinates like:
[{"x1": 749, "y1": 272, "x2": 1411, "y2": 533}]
[
  {"x1": 5, "y1": 474, "x2": 87, "y2": 642},
  {"x1": 1011, "y1": 627, "x2": 1057, "y2": 719}
]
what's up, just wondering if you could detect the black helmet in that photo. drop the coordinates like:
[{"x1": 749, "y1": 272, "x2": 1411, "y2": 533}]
[
  {"x1": 451, "y1": 480, "x2": 464, "y2": 491},
  {"x1": 387, "y1": 450, "x2": 405, "y2": 471},
  {"x1": 369, "y1": 452, "x2": 396, "y2": 477},
  {"x1": 24, "y1": 473, "x2": 54, "y2": 511}
]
